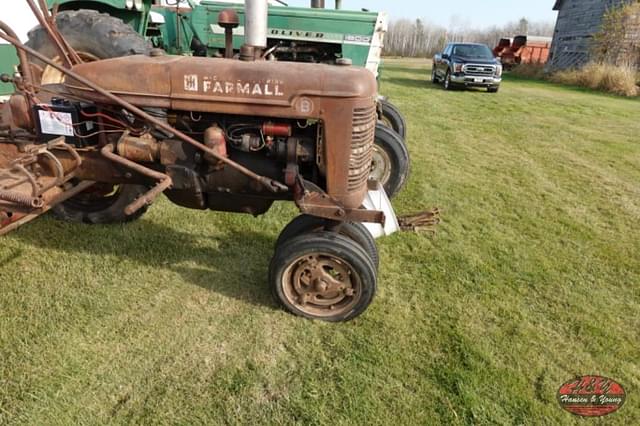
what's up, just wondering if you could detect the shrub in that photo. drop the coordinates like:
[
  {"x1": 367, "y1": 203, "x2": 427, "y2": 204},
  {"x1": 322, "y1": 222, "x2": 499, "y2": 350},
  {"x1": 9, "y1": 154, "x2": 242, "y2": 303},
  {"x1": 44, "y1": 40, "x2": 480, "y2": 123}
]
[
  {"x1": 549, "y1": 62, "x2": 639, "y2": 97},
  {"x1": 509, "y1": 63, "x2": 546, "y2": 80}
]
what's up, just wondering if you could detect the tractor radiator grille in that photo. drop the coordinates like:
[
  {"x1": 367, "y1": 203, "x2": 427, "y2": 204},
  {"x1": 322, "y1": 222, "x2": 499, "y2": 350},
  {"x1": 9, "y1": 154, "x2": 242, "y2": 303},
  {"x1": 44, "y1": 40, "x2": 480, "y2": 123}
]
[{"x1": 348, "y1": 105, "x2": 377, "y2": 192}]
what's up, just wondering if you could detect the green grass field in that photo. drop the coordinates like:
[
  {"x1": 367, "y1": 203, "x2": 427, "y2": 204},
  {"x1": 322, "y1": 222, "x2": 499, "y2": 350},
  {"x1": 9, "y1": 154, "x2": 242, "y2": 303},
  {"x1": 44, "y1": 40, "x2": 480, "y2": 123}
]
[{"x1": 1, "y1": 58, "x2": 639, "y2": 424}]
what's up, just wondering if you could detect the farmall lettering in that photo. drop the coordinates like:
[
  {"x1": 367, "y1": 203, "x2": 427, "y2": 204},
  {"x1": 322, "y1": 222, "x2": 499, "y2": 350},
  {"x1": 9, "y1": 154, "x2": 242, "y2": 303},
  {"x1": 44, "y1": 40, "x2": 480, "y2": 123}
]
[{"x1": 183, "y1": 75, "x2": 285, "y2": 97}]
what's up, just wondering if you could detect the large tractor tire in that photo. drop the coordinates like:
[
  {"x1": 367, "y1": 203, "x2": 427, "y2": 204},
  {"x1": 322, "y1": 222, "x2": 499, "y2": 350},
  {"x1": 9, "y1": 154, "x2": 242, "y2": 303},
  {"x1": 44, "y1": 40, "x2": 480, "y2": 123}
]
[{"x1": 26, "y1": 10, "x2": 152, "y2": 224}]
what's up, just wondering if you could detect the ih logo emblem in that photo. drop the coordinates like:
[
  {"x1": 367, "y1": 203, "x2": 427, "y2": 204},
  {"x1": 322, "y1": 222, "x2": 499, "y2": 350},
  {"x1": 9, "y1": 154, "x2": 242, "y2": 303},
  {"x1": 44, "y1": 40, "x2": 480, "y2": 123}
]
[{"x1": 184, "y1": 74, "x2": 198, "y2": 92}]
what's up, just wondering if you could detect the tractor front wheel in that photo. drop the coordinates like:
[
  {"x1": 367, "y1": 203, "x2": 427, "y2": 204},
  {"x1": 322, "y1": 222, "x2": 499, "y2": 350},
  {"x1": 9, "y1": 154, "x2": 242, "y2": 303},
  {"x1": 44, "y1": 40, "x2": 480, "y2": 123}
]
[
  {"x1": 275, "y1": 215, "x2": 379, "y2": 269},
  {"x1": 371, "y1": 124, "x2": 411, "y2": 198},
  {"x1": 270, "y1": 232, "x2": 377, "y2": 322},
  {"x1": 378, "y1": 99, "x2": 407, "y2": 140}
]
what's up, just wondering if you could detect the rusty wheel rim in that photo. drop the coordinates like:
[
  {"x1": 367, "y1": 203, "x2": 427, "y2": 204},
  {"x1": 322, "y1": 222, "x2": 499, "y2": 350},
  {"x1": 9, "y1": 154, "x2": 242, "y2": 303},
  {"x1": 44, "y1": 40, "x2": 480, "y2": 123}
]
[
  {"x1": 282, "y1": 252, "x2": 362, "y2": 318},
  {"x1": 41, "y1": 52, "x2": 100, "y2": 85},
  {"x1": 370, "y1": 144, "x2": 392, "y2": 186}
]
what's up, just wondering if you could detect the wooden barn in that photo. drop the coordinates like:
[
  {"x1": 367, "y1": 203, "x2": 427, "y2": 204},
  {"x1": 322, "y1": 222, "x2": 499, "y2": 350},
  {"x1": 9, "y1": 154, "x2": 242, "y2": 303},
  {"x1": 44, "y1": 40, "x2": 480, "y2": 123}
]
[{"x1": 547, "y1": 0, "x2": 637, "y2": 71}]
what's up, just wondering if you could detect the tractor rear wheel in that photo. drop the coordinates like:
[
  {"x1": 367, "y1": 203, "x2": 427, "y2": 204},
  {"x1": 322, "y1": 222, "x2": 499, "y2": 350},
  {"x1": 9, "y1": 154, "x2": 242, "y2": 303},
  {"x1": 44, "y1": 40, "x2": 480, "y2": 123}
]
[
  {"x1": 269, "y1": 232, "x2": 377, "y2": 322},
  {"x1": 52, "y1": 183, "x2": 151, "y2": 225},
  {"x1": 26, "y1": 10, "x2": 152, "y2": 224},
  {"x1": 378, "y1": 99, "x2": 407, "y2": 140}
]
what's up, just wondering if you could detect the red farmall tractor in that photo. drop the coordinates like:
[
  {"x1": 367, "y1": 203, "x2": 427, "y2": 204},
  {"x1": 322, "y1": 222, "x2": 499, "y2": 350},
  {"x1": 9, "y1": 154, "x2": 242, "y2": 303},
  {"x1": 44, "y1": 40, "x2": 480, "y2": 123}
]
[{"x1": 0, "y1": 0, "x2": 422, "y2": 322}]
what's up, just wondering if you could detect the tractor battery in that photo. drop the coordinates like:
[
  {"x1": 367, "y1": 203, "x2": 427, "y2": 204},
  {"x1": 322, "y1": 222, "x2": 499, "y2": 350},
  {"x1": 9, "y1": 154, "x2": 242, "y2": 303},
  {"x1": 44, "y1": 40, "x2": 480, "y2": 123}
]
[{"x1": 34, "y1": 99, "x2": 96, "y2": 147}]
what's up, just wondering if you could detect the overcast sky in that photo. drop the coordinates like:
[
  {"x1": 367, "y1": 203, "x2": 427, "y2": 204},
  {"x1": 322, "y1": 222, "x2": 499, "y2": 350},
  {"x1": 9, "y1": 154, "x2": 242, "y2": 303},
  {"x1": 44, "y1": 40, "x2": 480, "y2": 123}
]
[
  {"x1": 288, "y1": 1, "x2": 558, "y2": 27},
  {"x1": 2, "y1": 1, "x2": 558, "y2": 43}
]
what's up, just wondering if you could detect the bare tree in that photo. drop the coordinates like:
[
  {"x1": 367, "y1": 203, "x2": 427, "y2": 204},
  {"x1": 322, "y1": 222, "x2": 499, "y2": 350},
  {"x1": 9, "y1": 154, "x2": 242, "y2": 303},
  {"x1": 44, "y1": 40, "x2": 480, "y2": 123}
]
[{"x1": 384, "y1": 18, "x2": 555, "y2": 57}]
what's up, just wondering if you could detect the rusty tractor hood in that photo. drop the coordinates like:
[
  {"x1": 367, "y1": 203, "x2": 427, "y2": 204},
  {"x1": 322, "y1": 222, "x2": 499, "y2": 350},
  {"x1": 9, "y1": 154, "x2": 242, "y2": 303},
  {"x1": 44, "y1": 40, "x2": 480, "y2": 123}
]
[{"x1": 63, "y1": 55, "x2": 377, "y2": 119}]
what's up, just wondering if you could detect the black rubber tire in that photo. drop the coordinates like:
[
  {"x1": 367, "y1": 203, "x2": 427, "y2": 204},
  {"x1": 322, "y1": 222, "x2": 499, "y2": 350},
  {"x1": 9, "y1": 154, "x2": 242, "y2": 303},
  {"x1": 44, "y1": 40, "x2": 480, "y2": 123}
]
[
  {"x1": 52, "y1": 184, "x2": 151, "y2": 224},
  {"x1": 26, "y1": 9, "x2": 151, "y2": 69},
  {"x1": 275, "y1": 215, "x2": 379, "y2": 269},
  {"x1": 488, "y1": 86, "x2": 500, "y2": 93},
  {"x1": 269, "y1": 232, "x2": 377, "y2": 322},
  {"x1": 444, "y1": 70, "x2": 454, "y2": 90},
  {"x1": 378, "y1": 100, "x2": 407, "y2": 140},
  {"x1": 372, "y1": 124, "x2": 411, "y2": 198},
  {"x1": 26, "y1": 10, "x2": 152, "y2": 224},
  {"x1": 431, "y1": 66, "x2": 439, "y2": 84}
]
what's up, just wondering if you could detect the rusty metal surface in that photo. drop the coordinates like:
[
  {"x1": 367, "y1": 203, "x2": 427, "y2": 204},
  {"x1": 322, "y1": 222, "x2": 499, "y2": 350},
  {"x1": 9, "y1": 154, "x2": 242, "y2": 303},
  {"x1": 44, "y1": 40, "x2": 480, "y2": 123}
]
[
  {"x1": 0, "y1": 12, "x2": 385, "y2": 235},
  {"x1": 203, "y1": 125, "x2": 227, "y2": 165},
  {"x1": 281, "y1": 250, "x2": 362, "y2": 318},
  {"x1": 0, "y1": 36, "x2": 290, "y2": 194},
  {"x1": 398, "y1": 208, "x2": 442, "y2": 233},
  {"x1": 8, "y1": 94, "x2": 32, "y2": 130},
  {"x1": 64, "y1": 55, "x2": 377, "y2": 208},
  {"x1": 0, "y1": 23, "x2": 34, "y2": 89},
  {"x1": 102, "y1": 140, "x2": 172, "y2": 215},
  {"x1": 296, "y1": 180, "x2": 385, "y2": 224},
  {"x1": 0, "y1": 180, "x2": 95, "y2": 236},
  {"x1": 0, "y1": 137, "x2": 90, "y2": 234},
  {"x1": 0, "y1": 102, "x2": 10, "y2": 130},
  {"x1": 117, "y1": 134, "x2": 160, "y2": 163},
  {"x1": 218, "y1": 9, "x2": 240, "y2": 59}
]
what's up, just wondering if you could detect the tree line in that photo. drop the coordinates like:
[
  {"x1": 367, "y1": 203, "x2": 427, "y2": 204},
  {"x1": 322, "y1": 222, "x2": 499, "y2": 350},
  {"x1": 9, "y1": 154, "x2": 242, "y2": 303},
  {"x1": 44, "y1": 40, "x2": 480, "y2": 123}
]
[{"x1": 384, "y1": 18, "x2": 555, "y2": 57}]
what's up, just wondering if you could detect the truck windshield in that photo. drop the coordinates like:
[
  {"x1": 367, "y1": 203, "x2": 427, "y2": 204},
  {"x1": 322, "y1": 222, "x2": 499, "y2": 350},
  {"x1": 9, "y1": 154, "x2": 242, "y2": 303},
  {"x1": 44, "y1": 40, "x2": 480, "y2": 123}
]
[{"x1": 453, "y1": 45, "x2": 494, "y2": 60}]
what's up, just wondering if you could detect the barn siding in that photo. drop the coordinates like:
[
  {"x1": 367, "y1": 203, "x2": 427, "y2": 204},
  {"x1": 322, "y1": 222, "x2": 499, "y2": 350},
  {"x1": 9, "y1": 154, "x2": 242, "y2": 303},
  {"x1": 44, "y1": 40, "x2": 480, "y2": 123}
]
[{"x1": 547, "y1": 0, "x2": 635, "y2": 71}]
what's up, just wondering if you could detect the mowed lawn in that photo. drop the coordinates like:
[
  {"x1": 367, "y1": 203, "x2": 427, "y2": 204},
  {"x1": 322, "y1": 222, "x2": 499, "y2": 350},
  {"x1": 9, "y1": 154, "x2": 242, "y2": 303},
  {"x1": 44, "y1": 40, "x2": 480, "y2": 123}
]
[{"x1": 1, "y1": 58, "x2": 639, "y2": 424}]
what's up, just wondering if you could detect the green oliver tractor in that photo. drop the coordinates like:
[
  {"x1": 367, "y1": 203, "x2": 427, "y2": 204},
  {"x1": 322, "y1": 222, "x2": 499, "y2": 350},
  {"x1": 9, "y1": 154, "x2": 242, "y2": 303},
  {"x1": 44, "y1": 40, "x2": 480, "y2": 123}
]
[
  {"x1": 0, "y1": 45, "x2": 18, "y2": 96},
  {"x1": 7, "y1": 0, "x2": 410, "y2": 197}
]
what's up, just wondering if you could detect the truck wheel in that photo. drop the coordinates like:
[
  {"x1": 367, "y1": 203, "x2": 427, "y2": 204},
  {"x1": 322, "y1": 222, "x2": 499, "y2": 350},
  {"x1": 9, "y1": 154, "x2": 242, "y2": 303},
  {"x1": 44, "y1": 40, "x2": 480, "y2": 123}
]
[
  {"x1": 371, "y1": 124, "x2": 410, "y2": 198},
  {"x1": 269, "y1": 232, "x2": 377, "y2": 322},
  {"x1": 488, "y1": 87, "x2": 500, "y2": 93},
  {"x1": 378, "y1": 100, "x2": 407, "y2": 140},
  {"x1": 431, "y1": 67, "x2": 439, "y2": 84},
  {"x1": 26, "y1": 10, "x2": 152, "y2": 224},
  {"x1": 444, "y1": 70, "x2": 454, "y2": 90},
  {"x1": 275, "y1": 215, "x2": 379, "y2": 269}
]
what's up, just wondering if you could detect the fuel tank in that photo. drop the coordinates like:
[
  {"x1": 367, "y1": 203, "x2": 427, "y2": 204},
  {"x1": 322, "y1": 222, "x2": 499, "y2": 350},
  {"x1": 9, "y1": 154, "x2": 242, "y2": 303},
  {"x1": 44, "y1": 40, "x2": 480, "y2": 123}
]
[{"x1": 63, "y1": 55, "x2": 377, "y2": 119}]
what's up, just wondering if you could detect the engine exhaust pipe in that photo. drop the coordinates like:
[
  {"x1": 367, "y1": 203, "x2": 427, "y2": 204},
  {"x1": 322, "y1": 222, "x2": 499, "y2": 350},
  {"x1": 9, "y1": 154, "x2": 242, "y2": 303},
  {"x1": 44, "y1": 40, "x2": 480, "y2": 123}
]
[
  {"x1": 244, "y1": 0, "x2": 268, "y2": 49},
  {"x1": 311, "y1": 0, "x2": 325, "y2": 8}
]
